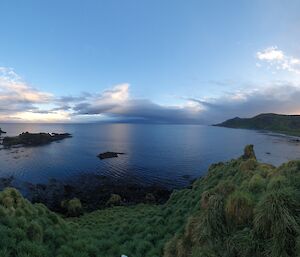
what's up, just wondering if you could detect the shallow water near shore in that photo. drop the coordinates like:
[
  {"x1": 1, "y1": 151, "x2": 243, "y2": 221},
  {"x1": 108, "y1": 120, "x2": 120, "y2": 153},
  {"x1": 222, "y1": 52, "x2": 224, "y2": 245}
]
[{"x1": 1, "y1": 123, "x2": 300, "y2": 189}]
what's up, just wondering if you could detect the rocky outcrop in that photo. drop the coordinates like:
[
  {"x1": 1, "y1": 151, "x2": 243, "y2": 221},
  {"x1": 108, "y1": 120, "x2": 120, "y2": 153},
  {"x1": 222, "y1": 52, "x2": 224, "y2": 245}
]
[
  {"x1": 2, "y1": 132, "x2": 71, "y2": 147},
  {"x1": 241, "y1": 144, "x2": 256, "y2": 160},
  {"x1": 97, "y1": 151, "x2": 125, "y2": 159}
]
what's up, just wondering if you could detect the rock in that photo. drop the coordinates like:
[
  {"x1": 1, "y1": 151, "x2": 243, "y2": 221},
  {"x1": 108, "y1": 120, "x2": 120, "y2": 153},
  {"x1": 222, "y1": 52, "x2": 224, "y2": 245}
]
[
  {"x1": 0, "y1": 128, "x2": 6, "y2": 134},
  {"x1": 0, "y1": 174, "x2": 172, "y2": 213},
  {"x1": 97, "y1": 151, "x2": 125, "y2": 160},
  {"x1": 2, "y1": 132, "x2": 71, "y2": 147},
  {"x1": 106, "y1": 194, "x2": 122, "y2": 206},
  {"x1": 242, "y1": 145, "x2": 256, "y2": 160}
]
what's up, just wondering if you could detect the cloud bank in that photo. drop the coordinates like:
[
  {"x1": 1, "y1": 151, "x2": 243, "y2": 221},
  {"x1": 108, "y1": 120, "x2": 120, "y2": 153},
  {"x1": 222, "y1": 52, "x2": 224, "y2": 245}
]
[
  {"x1": 0, "y1": 67, "x2": 70, "y2": 122},
  {"x1": 76, "y1": 81, "x2": 300, "y2": 124},
  {"x1": 1, "y1": 46, "x2": 300, "y2": 124}
]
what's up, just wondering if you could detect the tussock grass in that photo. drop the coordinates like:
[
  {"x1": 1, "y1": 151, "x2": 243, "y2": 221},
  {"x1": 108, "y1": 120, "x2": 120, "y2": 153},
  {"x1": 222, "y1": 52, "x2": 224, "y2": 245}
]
[{"x1": 0, "y1": 145, "x2": 299, "y2": 257}]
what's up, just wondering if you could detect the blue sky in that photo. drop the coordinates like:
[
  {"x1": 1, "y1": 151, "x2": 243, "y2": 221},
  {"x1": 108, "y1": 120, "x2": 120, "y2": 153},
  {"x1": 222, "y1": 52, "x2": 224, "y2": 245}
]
[{"x1": 1, "y1": 0, "x2": 300, "y2": 123}]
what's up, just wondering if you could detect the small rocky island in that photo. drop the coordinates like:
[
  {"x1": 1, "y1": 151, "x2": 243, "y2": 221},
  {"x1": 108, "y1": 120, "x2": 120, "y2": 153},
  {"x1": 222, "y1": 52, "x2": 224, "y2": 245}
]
[
  {"x1": 97, "y1": 151, "x2": 125, "y2": 159},
  {"x1": 2, "y1": 132, "x2": 72, "y2": 147},
  {"x1": 0, "y1": 128, "x2": 6, "y2": 134}
]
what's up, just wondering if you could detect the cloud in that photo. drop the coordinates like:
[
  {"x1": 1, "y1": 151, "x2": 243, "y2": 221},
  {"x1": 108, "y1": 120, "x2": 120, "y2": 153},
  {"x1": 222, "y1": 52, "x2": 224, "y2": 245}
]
[
  {"x1": 2, "y1": 62, "x2": 300, "y2": 124},
  {"x1": 192, "y1": 81, "x2": 300, "y2": 123},
  {"x1": 256, "y1": 46, "x2": 284, "y2": 61},
  {"x1": 73, "y1": 84, "x2": 129, "y2": 115},
  {"x1": 256, "y1": 46, "x2": 300, "y2": 74},
  {"x1": 0, "y1": 67, "x2": 69, "y2": 122},
  {"x1": 72, "y1": 83, "x2": 205, "y2": 123},
  {"x1": 0, "y1": 67, "x2": 52, "y2": 113},
  {"x1": 70, "y1": 81, "x2": 300, "y2": 124}
]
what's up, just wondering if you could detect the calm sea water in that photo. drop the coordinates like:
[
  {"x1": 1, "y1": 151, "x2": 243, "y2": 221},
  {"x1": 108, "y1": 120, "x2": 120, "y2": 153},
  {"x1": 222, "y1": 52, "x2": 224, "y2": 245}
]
[{"x1": 1, "y1": 123, "x2": 300, "y2": 188}]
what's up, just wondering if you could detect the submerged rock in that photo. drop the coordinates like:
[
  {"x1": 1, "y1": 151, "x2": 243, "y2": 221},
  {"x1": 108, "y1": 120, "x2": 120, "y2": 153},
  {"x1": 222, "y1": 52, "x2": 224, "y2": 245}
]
[
  {"x1": 97, "y1": 151, "x2": 125, "y2": 159},
  {"x1": 2, "y1": 132, "x2": 72, "y2": 147}
]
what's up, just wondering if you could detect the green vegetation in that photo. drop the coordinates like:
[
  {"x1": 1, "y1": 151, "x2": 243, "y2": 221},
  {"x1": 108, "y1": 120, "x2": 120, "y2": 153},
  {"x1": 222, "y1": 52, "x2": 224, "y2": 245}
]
[
  {"x1": 0, "y1": 145, "x2": 299, "y2": 256},
  {"x1": 106, "y1": 194, "x2": 122, "y2": 206},
  {"x1": 215, "y1": 113, "x2": 300, "y2": 136},
  {"x1": 61, "y1": 198, "x2": 83, "y2": 217}
]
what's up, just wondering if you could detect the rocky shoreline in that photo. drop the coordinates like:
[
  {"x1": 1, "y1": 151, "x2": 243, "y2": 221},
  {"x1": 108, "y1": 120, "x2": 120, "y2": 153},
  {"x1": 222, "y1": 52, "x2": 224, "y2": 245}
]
[
  {"x1": 0, "y1": 130, "x2": 171, "y2": 213},
  {"x1": 0, "y1": 174, "x2": 172, "y2": 213},
  {"x1": 1, "y1": 132, "x2": 72, "y2": 147}
]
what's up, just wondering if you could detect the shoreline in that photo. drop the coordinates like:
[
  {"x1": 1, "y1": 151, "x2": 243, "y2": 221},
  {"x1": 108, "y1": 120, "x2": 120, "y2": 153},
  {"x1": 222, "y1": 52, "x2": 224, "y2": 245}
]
[
  {"x1": 214, "y1": 124, "x2": 300, "y2": 139},
  {"x1": 0, "y1": 173, "x2": 172, "y2": 213}
]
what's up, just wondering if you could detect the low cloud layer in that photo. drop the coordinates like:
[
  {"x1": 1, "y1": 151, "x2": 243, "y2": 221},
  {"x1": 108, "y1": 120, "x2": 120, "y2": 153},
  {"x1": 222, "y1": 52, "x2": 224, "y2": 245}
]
[
  {"x1": 66, "y1": 79, "x2": 300, "y2": 124},
  {"x1": 1, "y1": 46, "x2": 300, "y2": 125},
  {"x1": 192, "y1": 82, "x2": 300, "y2": 123}
]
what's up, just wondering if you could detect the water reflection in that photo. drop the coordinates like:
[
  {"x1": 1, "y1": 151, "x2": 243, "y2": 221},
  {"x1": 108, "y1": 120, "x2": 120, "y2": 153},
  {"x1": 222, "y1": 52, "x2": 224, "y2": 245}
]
[{"x1": 0, "y1": 123, "x2": 300, "y2": 188}]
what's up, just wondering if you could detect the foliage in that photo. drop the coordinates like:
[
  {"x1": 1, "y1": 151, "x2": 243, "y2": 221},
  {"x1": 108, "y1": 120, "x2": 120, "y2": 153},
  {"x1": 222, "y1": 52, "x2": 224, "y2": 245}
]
[
  {"x1": 164, "y1": 145, "x2": 300, "y2": 257},
  {"x1": 106, "y1": 194, "x2": 122, "y2": 206},
  {"x1": 0, "y1": 145, "x2": 299, "y2": 257},
  {"x1": 61, "y1": 198, "x2": 82, "y2": 217}
]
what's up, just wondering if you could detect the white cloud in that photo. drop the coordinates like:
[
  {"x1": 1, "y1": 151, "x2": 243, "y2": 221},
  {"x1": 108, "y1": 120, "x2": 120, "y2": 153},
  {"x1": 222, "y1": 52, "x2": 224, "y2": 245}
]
[
  {"x1": 2, "y1": 64, "x2": 300, "y2": 124},
  {"x1": 256, "y1": 46, "x2": 284, "y2": 61},
  {"x1": 102, "y1": 83, "x2": 129, "y2": 101},
  {"x1": 256, "y1": 46, "x2": 300, "y2": 74},
  {"x1": 0, "y1": 67, "x2": 52, "y2": 104},
  {"x1": 0, "y1": 67, "x2": 69, "y2": 122}
]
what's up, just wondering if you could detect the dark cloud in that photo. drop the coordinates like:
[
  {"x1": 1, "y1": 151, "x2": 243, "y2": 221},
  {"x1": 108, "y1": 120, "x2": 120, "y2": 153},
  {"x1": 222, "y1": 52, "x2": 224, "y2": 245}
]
[
  {"x1": 66, "y1": 82, "x2": 300, "y2": 124},
  {"x1": 192, "y1": 83, "x2": 300, "y2": 123},
  {"x1": 2, "y1": 66, "x2": 300, "y2": 124}
]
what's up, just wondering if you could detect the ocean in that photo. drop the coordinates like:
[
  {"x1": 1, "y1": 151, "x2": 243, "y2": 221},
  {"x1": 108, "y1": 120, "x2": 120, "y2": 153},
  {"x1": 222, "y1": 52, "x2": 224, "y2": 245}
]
[{"x1": 1, "y1": 123, "x2": 300, "y2": 189}]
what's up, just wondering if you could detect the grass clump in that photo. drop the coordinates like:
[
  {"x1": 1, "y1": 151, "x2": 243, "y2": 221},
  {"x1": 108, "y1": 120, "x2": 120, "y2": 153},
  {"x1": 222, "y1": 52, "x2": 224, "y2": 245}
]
[
  {"x1": 106, "y1": 194, "x2": 122, "y2": 206},
  {"x1": 164, "y1": 145, "x2": 300, "y2": 257},
  {"x1": 225, "y1": 191, "x2": 254, "y2": 226},
  {"x1": 248, "y1": 174, "x2": 266, "y2": 193},
  {"x1": 61, "y1": 198, "x2": 82, "y2": 217},
  {"x1": 0, "y1": 145, "x2": 299, "y2": 257}
]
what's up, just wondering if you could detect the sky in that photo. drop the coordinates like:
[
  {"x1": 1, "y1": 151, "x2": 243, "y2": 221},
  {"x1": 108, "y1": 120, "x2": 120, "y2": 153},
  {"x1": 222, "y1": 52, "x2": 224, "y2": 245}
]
[{"x1": 1, "y1": 0, "x2": 300, "y2": 124}]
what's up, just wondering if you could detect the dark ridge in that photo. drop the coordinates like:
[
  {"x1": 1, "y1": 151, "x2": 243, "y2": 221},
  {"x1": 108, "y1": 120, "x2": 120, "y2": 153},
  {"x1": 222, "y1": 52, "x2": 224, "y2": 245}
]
[{"x1": 214, "y1": 113, "x2": 300, "y2": 136}]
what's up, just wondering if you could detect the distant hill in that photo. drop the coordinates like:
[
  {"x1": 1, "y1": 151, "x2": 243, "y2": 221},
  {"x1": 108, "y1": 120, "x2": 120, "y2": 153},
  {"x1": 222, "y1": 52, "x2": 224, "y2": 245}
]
[{"x1": 214, "y1": 113, "x2": 300, "y2": 136}]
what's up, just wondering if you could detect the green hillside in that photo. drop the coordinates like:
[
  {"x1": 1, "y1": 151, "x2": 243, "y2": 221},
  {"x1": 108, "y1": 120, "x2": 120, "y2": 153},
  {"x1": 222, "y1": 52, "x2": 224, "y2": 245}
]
[
  {"x1": 215, "y1": 113, "x2": 300, "y2": 136},
  {"x1": 0, "y1": 145, "x2": 299, "y2": 257}
]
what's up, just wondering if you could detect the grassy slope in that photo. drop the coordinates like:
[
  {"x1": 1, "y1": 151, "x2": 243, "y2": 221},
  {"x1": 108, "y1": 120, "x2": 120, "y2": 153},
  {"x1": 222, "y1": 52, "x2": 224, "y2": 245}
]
[
  {"x1": 0, "y1": 145, "x2": 299, "y2": 257},
  {"x1": 215, "y1": 113, "x2": 300, "y2": 136}
]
